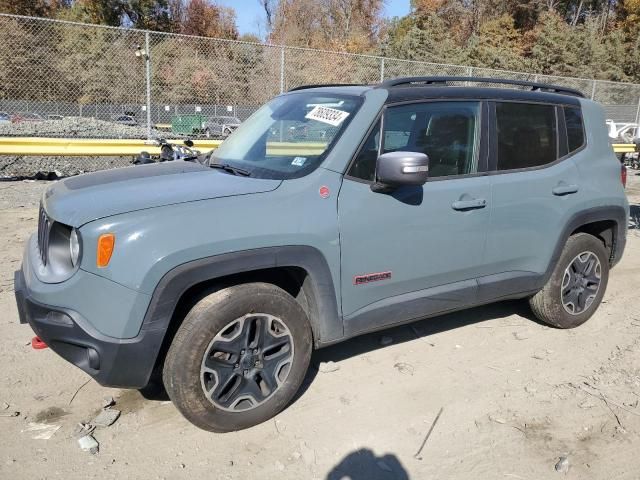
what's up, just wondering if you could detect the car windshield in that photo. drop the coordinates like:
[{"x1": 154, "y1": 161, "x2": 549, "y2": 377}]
[{"x1": 211, "y1": 92, "x2": 362, "y2": 179}]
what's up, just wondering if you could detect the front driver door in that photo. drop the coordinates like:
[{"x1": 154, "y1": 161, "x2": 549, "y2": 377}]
[{"x1": 338, "y1": 100, "x2": 492, "y2": 336}]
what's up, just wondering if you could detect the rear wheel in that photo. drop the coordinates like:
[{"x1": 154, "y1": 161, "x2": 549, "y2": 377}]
[
  {"x1": 529, "y1": 233, "x2": 609, "y2": 328},
  {"x1": 163, "y1": 283, "x2": 312, "y2": 432}
]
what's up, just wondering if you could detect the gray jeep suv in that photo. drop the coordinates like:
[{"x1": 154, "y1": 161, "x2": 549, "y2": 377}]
[{"x1": 14, "y1": 77, "x2": 629, "y2": 432}]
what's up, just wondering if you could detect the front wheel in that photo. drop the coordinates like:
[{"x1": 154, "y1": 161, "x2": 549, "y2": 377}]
[
  {"x1": 163, "y1": 283, "x2": 312, "y2": 432},
  {"x1": 529, "y1": 233, "x2": 609, "y2": 329}
]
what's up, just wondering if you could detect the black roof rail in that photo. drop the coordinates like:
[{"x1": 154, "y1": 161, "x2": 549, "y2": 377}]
[
  {"x1": 288, "y1": 83, "x2": 364, "y2": 92},
  {"x1": 378, "y1": 76, "x2": 585, "y2": 98}
]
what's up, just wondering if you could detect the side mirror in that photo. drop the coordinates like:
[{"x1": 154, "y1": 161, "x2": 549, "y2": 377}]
[{"x1": 371, "y1": 151, "x2": 429, "y2": 192}]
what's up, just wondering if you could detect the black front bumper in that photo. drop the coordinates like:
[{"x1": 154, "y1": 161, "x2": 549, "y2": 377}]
[{"x1": 14, "y1": 268, "x2": 164, "y2": 388}]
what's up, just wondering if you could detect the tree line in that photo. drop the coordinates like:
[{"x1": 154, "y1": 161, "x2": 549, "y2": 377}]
[
  {"x1": 0, "y1": 0, "x2": 639, "y2": 110},
  {"x1": 2, "y1": 0, "x2": 640, "y2": 82}
]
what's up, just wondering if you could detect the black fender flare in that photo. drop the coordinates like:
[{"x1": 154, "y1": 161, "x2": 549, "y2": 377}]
[
  {"x1": 139, "y1": 246, "x2": 343, "y2": 347},
  {"x1": 543, "y1": 205, "x2": 627, "y2": 285}
]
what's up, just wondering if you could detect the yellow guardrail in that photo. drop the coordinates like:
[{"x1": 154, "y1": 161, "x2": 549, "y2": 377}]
[
  {"x1": 0, "y1": 137, "x2": 222, "y2": 156},
  {"x1": 0, "y1": 137, "x2": 328, "y2": 156},
  {"x1": 613, "y1": 143, "x2": 636, "y2": 153},
  {"x1": 0, "y1": 137, "x2": 633, "y2": 157}
]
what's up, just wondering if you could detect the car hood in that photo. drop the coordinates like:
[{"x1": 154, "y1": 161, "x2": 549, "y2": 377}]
[{"x1": 43, "y1": 161, "x2": 281, "y2": 227}]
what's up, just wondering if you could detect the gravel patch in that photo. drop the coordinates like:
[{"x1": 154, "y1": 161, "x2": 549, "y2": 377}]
[
  {"x1": 0, "y1": 156, "x2": 132, "y2": 178},
  {"x1": 0, "y1": 117, "x2": 170, "y2": 139}
]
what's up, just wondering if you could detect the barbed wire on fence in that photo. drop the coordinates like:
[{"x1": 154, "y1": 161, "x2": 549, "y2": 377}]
[{"x1": 0, "y1": 11, "x2": 640, "y2": 142}]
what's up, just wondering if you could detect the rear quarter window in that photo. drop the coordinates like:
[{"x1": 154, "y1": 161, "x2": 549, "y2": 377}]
[{"x1": 564, "y1": 106, "x2": 585, "y2": 153}]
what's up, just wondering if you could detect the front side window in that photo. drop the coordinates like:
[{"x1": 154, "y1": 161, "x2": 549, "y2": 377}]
[
  {"x1": 496, "y1": 102, "x2": 558, "y2": 170},
  {"x1": 564, "y1": 106, "x2": 585, "y2": 153},
  {"x1": 348, "y1": 121, "x2": 380, "y2": 182},
  {"x1": 348, "y1": 101, "x2": 481, "y2": 181},
  {"x1": 212, "y1": 93, "x2": 362, "y2": 179}
]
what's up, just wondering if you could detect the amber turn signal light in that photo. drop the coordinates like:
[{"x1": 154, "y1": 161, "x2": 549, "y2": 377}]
[{"x1": 97, "y1": 233, "x2": 115, "y2": 267}]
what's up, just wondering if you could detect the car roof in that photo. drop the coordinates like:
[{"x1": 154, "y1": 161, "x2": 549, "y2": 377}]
[
  {"x1": 287, "y1": 85, "x2": 371, "y2": 96},
  {"x1": 382, "y1": 85, "x2": 582, "y2": 106},
  {"x1": 288, "y1": 77, "x2": 583, "y2": 107}
]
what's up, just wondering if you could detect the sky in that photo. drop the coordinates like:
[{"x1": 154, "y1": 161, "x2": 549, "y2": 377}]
[{"x1": 215, "y1": 0, "x2": 412, "y2": 37}]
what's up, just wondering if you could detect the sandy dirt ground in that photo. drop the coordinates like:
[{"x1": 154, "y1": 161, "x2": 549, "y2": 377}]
[{"x1": 0, "y1": 171, "x2": 639, "y2": 480}]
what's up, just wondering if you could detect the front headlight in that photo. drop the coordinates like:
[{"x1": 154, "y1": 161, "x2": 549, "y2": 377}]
[
  {"x1": 45, "y1": 222, "x2": 81, "y2": 280},
  {"x1": 70, "y1": 228, "x2": 80, "y2": 267}
]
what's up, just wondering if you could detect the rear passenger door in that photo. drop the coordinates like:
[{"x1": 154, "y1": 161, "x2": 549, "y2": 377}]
[{"x1": 482, "y1": 101, "x2": 585, "y2": 300}]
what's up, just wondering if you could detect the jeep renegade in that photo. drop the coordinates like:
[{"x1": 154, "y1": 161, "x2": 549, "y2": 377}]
[{"x1": 15, "y1": 77, "x2": 629, "y2": 432}]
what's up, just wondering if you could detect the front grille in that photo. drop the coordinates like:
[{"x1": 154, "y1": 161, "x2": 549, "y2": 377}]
[{"x1": 37, "y1": 204, "x2": 51, "y2": 266}]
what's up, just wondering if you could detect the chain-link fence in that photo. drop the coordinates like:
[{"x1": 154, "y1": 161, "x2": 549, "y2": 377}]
[
  {"x1": 1, "y1": 12, "x2": 639, "y2": 176},
  {"x1": 2, "y1": 12, "x2": 640, "y2": 137}
]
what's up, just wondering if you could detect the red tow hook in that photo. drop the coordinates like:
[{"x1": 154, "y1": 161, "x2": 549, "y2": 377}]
[{"x1": 31, "y1": 336, "x2": 48, "y2": 350}]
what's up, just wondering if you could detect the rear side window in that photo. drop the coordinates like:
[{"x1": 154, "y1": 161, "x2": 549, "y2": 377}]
[
  {"x1": 496, "y1": 102, "x2": 558, "y2": 171},
  {"x1": 564, "y1": 106, "x2": 585, "y2": 153}
]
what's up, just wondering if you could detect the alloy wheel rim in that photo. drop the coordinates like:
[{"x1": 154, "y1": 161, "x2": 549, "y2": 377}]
[
  {"x1": 561, "y1": 251, "x2": 602, "y2": 315},
  {"x1": 200, "y1": 313, "x2": 294, "y2": 412}
]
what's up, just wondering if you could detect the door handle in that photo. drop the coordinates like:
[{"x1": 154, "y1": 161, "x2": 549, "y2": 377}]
[
  {"x1": 552, "y1": 184, "x2": 579, "y2": 196},
  {"x1": 451, "y1": 198, "x2": 487, "y2": 211}
]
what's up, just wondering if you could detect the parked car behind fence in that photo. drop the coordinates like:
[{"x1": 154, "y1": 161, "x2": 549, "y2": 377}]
[
  {"x1": 114, "y1": 115, "x2": 137, "y2": 126},
  {"x1": 202, "y1": 116, "x2": 241, "y2": 138},
  {"x1": 11, "y1": 112, "x2": 44, "y2": 123}
]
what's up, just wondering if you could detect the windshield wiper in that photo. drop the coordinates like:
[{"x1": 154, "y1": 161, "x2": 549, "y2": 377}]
[{"x1": 210, "y1": 163, "x2": 251, "y2": 177}]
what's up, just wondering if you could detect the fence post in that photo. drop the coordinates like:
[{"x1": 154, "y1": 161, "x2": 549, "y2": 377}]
[
  {"x1": 280, "y1": 47, "x2": 285, "y2": 94},
  {"x1": 635, "y1": 97, "x2": 640, "y2": 126},
  {"x1": 380, "y1": 58, "x2": 385, "y2": 82},
  {"x1": 591, "y1": 80, "x2": 597, "y2": 100},
  {"x1": 144, "y1": 31, "x2": 152, "y2": 140}
]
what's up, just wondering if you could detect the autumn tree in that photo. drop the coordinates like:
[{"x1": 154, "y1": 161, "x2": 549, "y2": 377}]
[
  {"x1": 264, "y1": 0, "x2": 385, "y2": 52},
  {"x1": 381, "y1": 13, "x2": 468, "y2": 65},
  {"x1": 466, "y1": 14, "x2": 529, "y2": 71},
  {"x1": 181, "y1": 0, "x2": 238, "y2": 38},
  {"x1": 0, "y1": 0, "x2": 59, "y2": 16}
]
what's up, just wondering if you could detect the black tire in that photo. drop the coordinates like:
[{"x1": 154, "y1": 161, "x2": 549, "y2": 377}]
[
  {"x1": 163, "y1": 283, "x2": 313, "y2": 432},
  {"x1": 529, "y1": 233, "x2": 609, "y2": 329}
]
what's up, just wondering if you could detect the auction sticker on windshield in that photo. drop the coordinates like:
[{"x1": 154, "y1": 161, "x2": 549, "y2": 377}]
[{"x1": 305, "y1": 106, "x2": 350, "y2": 127}]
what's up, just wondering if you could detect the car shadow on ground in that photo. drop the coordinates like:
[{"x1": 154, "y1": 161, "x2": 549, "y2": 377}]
[
  {"x1": 139, "y1": 298, "x2": 544, "y2": 406},
  {"x1": 326, "y1": 449, "x2": 409, "y2": 480},
  {"x1": 141, "y1": 299, "x2": 544, "y2": 408},
  {"x1": 292, "y1": 298, "x2": 545, "y2": 403}
]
